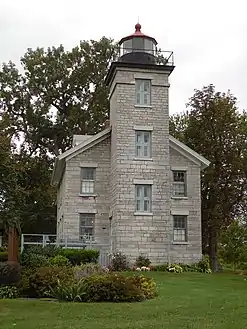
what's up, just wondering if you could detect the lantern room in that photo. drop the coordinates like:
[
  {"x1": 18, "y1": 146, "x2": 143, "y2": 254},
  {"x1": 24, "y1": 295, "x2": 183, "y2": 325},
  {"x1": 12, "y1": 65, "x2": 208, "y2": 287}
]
[{"x1": 119, "y1": 23, "x2": 158, "y2": 64}]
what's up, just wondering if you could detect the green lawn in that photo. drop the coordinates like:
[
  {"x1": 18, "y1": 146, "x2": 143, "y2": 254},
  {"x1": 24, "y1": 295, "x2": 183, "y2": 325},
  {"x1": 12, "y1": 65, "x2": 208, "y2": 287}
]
[{"x1": 0, "y1": 272, "x2": 247, "y2": 329}]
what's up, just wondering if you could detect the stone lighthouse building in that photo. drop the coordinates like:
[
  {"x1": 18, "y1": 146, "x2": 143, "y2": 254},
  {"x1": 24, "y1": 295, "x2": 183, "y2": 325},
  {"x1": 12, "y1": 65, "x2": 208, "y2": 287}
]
[{"x1": 52, "y1": 23, "x2": 210, "y2": 264}]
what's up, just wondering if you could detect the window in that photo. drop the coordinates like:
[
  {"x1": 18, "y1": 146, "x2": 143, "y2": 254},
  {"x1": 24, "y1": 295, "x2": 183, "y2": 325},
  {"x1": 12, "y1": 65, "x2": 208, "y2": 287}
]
[
  {"x1": 80, "y1": 167, "x2": 95, "y2": 194},
  {"x1": 135, "y1": 79, "x2": 151, "y2": 106},
  {"x1": 79, "y1": 213, "x2": 95, "y2": 241},
  {"x1": 173, "y1": 215, "x2": 187, "y2": 242},
  {"x1": 135, "y1": 185, "x2": 152, "y2": 212},
  {"x1": 172, "y1": 171, "x2": 187, "y2": 197},
  {"x1": 135, "y1": 131, "x2": 151, "y2": 158}
]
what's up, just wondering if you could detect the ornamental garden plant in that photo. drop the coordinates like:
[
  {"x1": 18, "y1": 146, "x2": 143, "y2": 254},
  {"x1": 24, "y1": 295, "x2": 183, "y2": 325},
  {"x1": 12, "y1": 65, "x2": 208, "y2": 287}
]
[{"x1": 0, "y1": 246, "x2": 212, "y2": 302}]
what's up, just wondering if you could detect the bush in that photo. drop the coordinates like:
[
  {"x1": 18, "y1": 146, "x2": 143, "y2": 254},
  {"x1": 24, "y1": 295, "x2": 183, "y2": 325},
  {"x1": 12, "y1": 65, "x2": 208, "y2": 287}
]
[
  {"x1": 22, "y1": 245, "x2": 62, "y2": 258},
  {"x1": 0, "y1": 251, "x2": 8, "y2": 262},
  {"x1": 128, "y1": 275, "x2": 156, "y2": 299},
  {"x1": 167, "y1": 264, "x2": 183, "y2": 273},
  {"x1": 50, "y1": 279, "x2": 86, "y2": 302},
  {"x1": 81, "y1": 274, "x2": 144, "y2": 302},
  {"x1": 151, "y1": 264, "x2": 168, "y2": 271},
  {"x1": 74, "y1": 263, "x2": 109, "y2": 280},
  {"x1": 20, "y1": 253, "x2": 50, "y2": 268},
  {"x1": 0, "y1": 263, "x2": 20, "y2": 286},
  {"x1": 136, "y1": 256, "x2": 151, "y2": 268},
  {"x1": 18, "y1": 266, "x2": 73, "y2": 298},
  {"x1": 49, "y1": 255, "x2": 71, "y2": 267},
  {"x1": 196, "y1": 255, "x2": 212, "y2": 273},
  {"x1": 0, "y1": 286, "x2": 19, "y2": 299},
  {"x1": 109, "y1": 251, "x2": 129, "y2": 271},
  {"x1": 60, "y1": 249, "x2": 99, "y2": 265}
]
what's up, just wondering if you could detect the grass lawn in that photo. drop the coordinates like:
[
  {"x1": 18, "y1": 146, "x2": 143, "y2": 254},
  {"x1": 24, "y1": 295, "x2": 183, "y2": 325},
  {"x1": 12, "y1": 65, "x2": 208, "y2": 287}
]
[{"x1": 1, "y1": 272, "x2": 247, "y2": 329}]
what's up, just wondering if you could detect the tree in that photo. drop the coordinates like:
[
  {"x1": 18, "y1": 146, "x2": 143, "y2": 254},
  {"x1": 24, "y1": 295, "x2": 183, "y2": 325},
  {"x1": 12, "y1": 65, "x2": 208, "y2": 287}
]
[
  {"x1": 170, "y1": 85, "x2": 247, "y2": 271},
  {"x1": 219, "y1": 220, "x2": 247, "y2": 269},
  {"x1": 0, "y1": 37, "x2": 117, "y2": 239}
]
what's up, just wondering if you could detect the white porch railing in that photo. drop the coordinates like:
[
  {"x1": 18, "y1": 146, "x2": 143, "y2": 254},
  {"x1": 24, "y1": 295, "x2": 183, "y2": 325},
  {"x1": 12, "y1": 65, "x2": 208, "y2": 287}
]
[{"x1": 20, "y1": 234, "x2": 111, "y2": 266}]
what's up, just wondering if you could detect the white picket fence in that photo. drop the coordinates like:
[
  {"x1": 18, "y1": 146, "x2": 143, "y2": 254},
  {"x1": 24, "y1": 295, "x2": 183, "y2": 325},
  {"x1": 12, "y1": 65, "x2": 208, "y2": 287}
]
[{"x1": 21, "y1": 234, "x2": 110, "y2": 266}]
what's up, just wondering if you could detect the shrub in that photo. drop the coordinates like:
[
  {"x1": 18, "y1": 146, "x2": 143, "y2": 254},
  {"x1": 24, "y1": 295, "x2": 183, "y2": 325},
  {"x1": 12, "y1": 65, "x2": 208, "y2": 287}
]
[
  {"x1": 60, "y1": 249, "x2": 99, "y2": 266},
  {"x1": 74, "y1": 263, "x2": 109, "y2": 280},
  {"x1": 128, "y1": 275, "x2": 156, "y2": 299},
  {"x1": 22, "y1": 245, "x2": 62, "y2": 258},
  {"x1": 0, "y1": 263, "x2": 20, "y2": 286},
  {"x1": 151, "y1": 264, "x2": 168, "y2": 271},
  {"x1": 20, "y1": 253, "x2": 50, "y2": 268},
  {"x1": 109, "y1": 251, "x2": 129, "y2": 271},
  {"x1": 0, "y1": 286, "x2": 19, "y2": 299},
  {"x1": 0, "y1": 251, "x2": 8, "y2": 262},
  {"x1": 167, "y1": 264, "x2": 183, "y2": 273},
  {"x1": 49, "y1": 255, "x2": 71, "y2": 267},
  {"x1": 18, "y1": 266, "x2": 73, "y2": 298},
  {"x1": 50, "y1": 279, "x2": 86, "y2": 302},
  {"x1": 136, "y1": 256, "x2": 151, "y2": 268},
  {"x1": 82, "y1": 274, "x2": 144, "y2": 302},
  {"x1": 197, "y1": 255, "x2": 212, "y2": 273}
]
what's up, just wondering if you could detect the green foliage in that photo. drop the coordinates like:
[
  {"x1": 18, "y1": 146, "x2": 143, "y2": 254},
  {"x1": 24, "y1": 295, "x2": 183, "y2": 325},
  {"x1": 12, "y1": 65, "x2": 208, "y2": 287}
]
[
  {"x1": 136, "y1": 256, "x2": 151, "y2": 268},
  {"x1": 60, "y1": 249, "x2": 99, "y2": 266},
  {"x1": 49, "y1": 255, "x2": 71, "y2": 267},
  {"x1": 219, "y1": 221, "x2": 247, "y2": 269},
  {"x1": 170, "y1": 85, "x2": 247, "y2": 271},
  {"x1": 128, "y1": 275, "x2": 156, "y2": 299},
  {"x1": 79, "y1": 274, "x2": 145, "y2": 302},
  {"x1": 20, "y1": 253, "x2": 50, "y2": 268},
  {"x1": 151, "y1": 257, "x2": 211, "y2": 274},
  {"x1": 167, "y1": 264, "x2": 183, "y2": 273},
  {"x1": 49, "y1": 279, "x2": 86, "y2": 302},
  {"x1": 18, "y1": 266, "x2": 73, "y2": 298},
  {"x1": 0, "y1": 37, "x2": 117, "y2": 234},
  {"x1": 0, "y1": 285, "x2": 19, "y2": 299},
  {"x1": 0, "y1": 263, "x2": 20, "y2": 286},
  {"x1": 109, "y1": 251, "x2": 129, "y2": 271},
  {"x1": 74, "y1": 263, "x2": 108, "y2": 280},
  {"x1": 23, "y1": 245, "x2": 61, "y2": 258},
  {"x1": 0, "y1": 251, "x2": 8, "y2": 262}
]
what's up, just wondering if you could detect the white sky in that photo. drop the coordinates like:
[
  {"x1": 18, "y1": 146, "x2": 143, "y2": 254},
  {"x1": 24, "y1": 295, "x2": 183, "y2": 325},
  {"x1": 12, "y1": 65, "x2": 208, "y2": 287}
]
[{"x1": 0, "y1": 0, "x2": 246, "y2": 114}]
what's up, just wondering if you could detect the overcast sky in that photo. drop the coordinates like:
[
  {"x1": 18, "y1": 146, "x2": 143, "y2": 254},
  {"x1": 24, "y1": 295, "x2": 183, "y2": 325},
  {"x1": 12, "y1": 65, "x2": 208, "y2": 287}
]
[{"x1": 1, "y1": 0, "x2": 246, "y2": 114}]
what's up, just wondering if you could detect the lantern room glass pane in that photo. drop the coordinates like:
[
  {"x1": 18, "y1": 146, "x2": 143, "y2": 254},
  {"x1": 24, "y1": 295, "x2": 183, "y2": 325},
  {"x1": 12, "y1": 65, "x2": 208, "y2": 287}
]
[
  {"x1": 122, "y1": 39, "x2": 132, "y2": 54},
  {"x1": 133, "y1": 37, "x2": 144, "y2": 52}
]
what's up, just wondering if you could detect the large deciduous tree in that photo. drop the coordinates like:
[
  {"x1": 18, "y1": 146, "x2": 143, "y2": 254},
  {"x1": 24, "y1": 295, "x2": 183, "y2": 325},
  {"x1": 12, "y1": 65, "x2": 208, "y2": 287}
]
[
  {"x1": 0, "y1": 37, "x2": 117, "y2": 242},
  {"x1": 170, "y1": 84, "x2": 247, "y2": 271}
]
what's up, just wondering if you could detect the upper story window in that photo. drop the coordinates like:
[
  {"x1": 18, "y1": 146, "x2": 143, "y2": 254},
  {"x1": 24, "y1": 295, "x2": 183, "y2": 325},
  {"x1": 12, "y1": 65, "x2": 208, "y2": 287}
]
[
  {"x1": 135, "y1": 184, "x2": 152, "y2": 212},
  {"x1": 135, "y1": 79, "x2": 151, "y2": 106},
  {"x1": 172, "y1": 171, "x2": 187, "y2": 197},
  {"x1": 135, "y1": 131, "x2": 151, "y2": 158},
  {"x1": 173, "y1": 215, "x2": 187, "y2": 242},
  {"x1": 79, "y1": 213, "x2": 95, "y2": 241},
  {"x1": 80, "y1": 167, "x2": 95, "y2": 194}
]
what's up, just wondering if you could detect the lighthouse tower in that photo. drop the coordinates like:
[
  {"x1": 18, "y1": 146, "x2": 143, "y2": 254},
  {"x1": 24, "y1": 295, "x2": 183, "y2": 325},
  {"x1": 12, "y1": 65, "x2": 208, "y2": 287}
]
[{"x1": 106, "y1": 23, "x2": 175, "y2": 263}]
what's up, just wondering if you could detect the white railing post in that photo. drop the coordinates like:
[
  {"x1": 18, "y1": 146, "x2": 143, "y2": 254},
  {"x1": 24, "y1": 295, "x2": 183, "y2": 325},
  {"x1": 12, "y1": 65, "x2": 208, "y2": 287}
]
[
  {"x1": 21, "y1": 234, "x2": 24, "y2": 253},
  {"x1": 42, "y1": 235, "x2": 45, "y2": 248}
]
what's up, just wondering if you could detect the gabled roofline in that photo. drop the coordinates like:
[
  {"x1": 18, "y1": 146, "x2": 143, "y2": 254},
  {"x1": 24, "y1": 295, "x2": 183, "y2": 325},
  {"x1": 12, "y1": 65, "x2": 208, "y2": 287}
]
[
  {"x1": 169, "y1": 135, "x2": 210, "y2": 169},
  {"x1": 51, "y1": 127, "x2": 111, "y2": 185}
]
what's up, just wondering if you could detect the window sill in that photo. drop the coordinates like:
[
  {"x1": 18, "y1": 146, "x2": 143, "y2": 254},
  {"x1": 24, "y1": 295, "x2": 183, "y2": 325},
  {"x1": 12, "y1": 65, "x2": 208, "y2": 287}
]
[
  {"x1": 79, "y1": 194, "x2": 97, "y2": 197},
  {"x1": 134, "y1": 157, "x2": 153, "y2": 161},
  {"x1": 172, "y1": 241, "x2": 188, "y2": 245},
  {"x1": 134, "y1": 212, "x2": 153, "y2": 216},
  {"x1": 171, "y1": 196, "x2": 188, "y2": 200},
  {"x1": 134, "y1": 105, "x2": 152, "y2": 109}
]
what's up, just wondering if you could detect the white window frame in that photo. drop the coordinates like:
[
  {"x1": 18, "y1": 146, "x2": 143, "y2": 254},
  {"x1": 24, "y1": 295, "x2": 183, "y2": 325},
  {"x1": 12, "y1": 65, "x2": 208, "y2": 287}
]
[
  {"x1": 135, "y1": 79, "x2": 151, "y2": 106},
  {"x1": 135, "y1": 184, "x2": 152, "y2": 212},
  {"x1": 172, "y1": 171, "x2": 187, "y2": 197},
  {"x1": 79, "y1": 213, "x2": 95, "y2": 241},
  {"x1": 173, "y1": 215, "x2": 188, "y2": 242},
  {"x1": 135, "y1": 130, "x2": 151, "y2": 158},
  {"x1": 80, "y1": 167, "x2": 96, "y2": 195}
]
